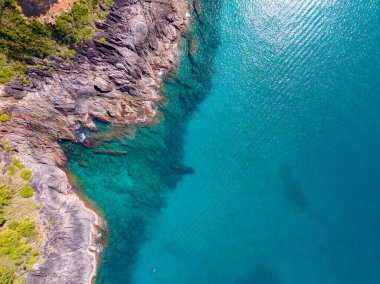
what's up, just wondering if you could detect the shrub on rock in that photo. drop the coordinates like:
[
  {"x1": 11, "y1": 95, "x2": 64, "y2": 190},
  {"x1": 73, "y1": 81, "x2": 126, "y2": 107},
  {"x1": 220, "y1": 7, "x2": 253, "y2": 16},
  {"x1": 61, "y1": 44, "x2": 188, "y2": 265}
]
[
  {"x1": 1, "y1": 141, "x2": 11, "y2": 152},
  {"x1": 0, "y1": 185, "x2": 12, "y2": 207},
  {"x1": 11, "y1": 158, "x2": 25, "y2": 169},
  {"x1": 9, "y1": 219, "x2": 35, "y2": 237},
  {"x1": 20, "y1": 169, "x2": 32, "y2": 181},
  {"x1": 20, "y1": 185, "x2": 33, "y2": 198},
  {"x1": 0, "y1": 114, "x2": 9, "y2": 123}
]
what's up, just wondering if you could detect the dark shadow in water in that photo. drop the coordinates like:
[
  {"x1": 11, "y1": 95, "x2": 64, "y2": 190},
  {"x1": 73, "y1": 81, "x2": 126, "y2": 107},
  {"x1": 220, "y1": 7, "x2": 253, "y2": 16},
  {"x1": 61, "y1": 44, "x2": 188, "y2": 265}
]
[
  {"x1": 61, "y1": 1, "x2": 223, "y2": 283},
  {"x1": 234, "y1": 264, "x2": 284, "y2": 284},
  {"x1": 278, "y1": 165, "x2": 309, "y2": 212}
]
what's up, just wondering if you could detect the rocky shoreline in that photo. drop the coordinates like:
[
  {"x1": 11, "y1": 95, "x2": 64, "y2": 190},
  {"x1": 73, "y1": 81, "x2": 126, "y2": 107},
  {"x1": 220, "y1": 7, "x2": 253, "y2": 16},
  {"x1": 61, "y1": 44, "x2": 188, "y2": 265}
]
[{"x1": 0, "y1": 0, "x2": 190, "y2": 282}]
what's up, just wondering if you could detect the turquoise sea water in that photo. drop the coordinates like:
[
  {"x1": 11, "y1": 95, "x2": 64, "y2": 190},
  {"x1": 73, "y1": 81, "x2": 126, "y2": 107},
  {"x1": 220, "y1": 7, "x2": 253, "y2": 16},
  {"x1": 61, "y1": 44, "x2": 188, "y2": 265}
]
[{"x1": 63, "y1": 0, "x2": 380, "y2": 283}]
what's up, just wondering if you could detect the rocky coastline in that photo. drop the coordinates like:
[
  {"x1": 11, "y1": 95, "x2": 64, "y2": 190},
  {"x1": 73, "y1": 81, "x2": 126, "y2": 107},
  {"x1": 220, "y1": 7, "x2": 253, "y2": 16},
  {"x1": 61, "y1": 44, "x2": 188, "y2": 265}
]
[{"x1": 0, "y1": 0, "x2": 191, "y2": 282}]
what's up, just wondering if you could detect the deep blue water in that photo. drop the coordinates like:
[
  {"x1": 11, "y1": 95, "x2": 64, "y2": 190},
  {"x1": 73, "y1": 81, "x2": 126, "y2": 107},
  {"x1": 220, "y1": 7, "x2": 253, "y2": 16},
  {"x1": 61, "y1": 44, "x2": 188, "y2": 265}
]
[{"x1": 63, "y1": 0, "x2": 380, "y2": 283}]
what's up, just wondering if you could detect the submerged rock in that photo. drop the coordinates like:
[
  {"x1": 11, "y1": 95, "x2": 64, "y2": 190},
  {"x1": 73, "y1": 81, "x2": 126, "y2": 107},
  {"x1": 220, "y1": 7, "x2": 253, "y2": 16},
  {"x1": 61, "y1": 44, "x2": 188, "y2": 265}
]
[
  {"x1": 79, "y1": 159, "x2": 89, "y2": 167},
  {"x1": 93, "y1": 149, "x2": 128, "y2": 155},
  {"x1": 171, "y1": 164, "x2": 195, "y2": 175}
]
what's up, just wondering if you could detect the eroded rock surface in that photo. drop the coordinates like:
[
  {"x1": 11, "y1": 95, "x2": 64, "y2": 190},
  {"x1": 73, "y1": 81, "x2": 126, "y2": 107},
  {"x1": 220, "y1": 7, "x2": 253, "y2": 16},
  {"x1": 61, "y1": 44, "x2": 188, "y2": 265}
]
[{"x1": 0, "y1": 0, "x2": 190, "y2": 282}]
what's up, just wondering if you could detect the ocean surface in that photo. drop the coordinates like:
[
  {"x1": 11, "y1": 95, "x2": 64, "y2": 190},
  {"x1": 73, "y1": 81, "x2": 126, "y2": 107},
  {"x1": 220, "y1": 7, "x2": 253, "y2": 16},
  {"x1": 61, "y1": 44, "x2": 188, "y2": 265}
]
[{"x1": 63, "y1": 0, "x2": 380, "y2": 283}]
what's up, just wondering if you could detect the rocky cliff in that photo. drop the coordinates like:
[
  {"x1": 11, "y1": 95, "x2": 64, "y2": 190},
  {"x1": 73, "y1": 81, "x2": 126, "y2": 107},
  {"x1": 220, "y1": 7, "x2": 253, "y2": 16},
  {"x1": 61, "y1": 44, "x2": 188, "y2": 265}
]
[{"x1": 0, "y1": 0, "x2": 190, "y2": 282}]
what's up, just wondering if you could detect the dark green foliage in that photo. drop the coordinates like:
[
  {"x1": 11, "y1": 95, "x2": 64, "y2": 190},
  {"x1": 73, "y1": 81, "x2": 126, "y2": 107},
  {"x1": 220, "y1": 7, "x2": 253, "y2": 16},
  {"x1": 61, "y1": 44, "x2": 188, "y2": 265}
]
[
  {"x1": 0, "y1": 53, "x2": 27, "y2": 83},
  {"x1": 0, "y1": 0, "x2": 56, "y2": 61},
  {"x1": 53, "y1": 0, "x2": 100, "y2": 44},
  {"x1": 0, "y1": 0, "x2": 54, "y2": 81},
  {"x1": 0, "y1": 0, "x2": 109, "y2": 83}
]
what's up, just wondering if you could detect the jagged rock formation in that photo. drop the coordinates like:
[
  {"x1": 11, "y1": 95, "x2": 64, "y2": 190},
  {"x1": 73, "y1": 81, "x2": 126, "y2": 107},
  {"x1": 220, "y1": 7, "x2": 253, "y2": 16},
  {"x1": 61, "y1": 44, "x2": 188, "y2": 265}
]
[{"x1": 0, "y1": 0, "x2": 190, "y2": 282}]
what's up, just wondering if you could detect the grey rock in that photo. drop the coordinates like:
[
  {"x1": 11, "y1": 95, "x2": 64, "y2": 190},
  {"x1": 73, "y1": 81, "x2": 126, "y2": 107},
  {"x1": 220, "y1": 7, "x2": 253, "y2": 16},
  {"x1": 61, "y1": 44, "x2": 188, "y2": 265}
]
[
  {"x1": 94, "y1": 77, "x2": 114, "y2": 93},
  {"x1": 0, "y1": 0, "x2": 191, "y2": 283}
]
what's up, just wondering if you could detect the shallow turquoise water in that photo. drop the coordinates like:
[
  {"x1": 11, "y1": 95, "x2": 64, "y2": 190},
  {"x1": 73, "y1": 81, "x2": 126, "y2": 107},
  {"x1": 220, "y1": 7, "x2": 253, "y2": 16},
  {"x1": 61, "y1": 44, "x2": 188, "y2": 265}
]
[{"x1": 64, "y1": 0, "x2": 380, "y2": 283}]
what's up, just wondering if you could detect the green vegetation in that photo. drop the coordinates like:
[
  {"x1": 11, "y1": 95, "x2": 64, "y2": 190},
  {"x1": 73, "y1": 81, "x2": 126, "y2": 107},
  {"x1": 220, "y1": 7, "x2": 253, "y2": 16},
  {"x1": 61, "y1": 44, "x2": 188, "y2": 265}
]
[
  {"x1": 1, "y1": 141, "x2": 11, "y2": 152},
  {"x1": 20, "y1": 170, "x2": 32, "y2": 181},
  {"x1": 0, "y1": 230, "x2": 31, "y2": 262},
  {"x1": 0, "y1": 59, "x2": 27, "y2": 84},
  {"x1": 9, "y1": 219, "x2": 35, "y2": 238},
  {"x1": 0, "y1": 114, "x2": 10, "y2": 123},
  {"x1": 0, "y1": 0, "x2": 111, "y2": 83},
  {"x1": 11, "y1": 158, "x2": 25, "y2": 170},
  {"x1": 0, "y1": 185, "x2": 12, "y2": 207},
  {"x1": 0, "y1": 0, "x2": 106, "y2": 278},
  {"x1": 0, "y1": 0, "x2": 56, "y2": 60},
  {"x1": 99, "y1": 37, "x2": 108, "y2": 44},
  {"x1": 0, "y1": 158, "x2": 42, "y2": 282},
  {"x1": 26, "y1": 253, "x2": 39, "y2": 265},
  {"x1": 0, "y1": 257, "x2": 15, "y2": 284},
  {"x1": 54, "y1": 0, "x2": 105, "y2": 44},
  {"x1": 64, "y1": 49, "x2": 76, "y2": 58},
  {"x1": 105, "y1": 0, "x2": 113, "y2": 9},
  {"x1": 20, "y1": 186, "x2": 33, "y2": 198},
  {"x1": 0, "y1": 185, "x2": 12, "y2": 226},
  {"x1": 7, "y1": 166, "x2": 16, "y2": 176}
]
